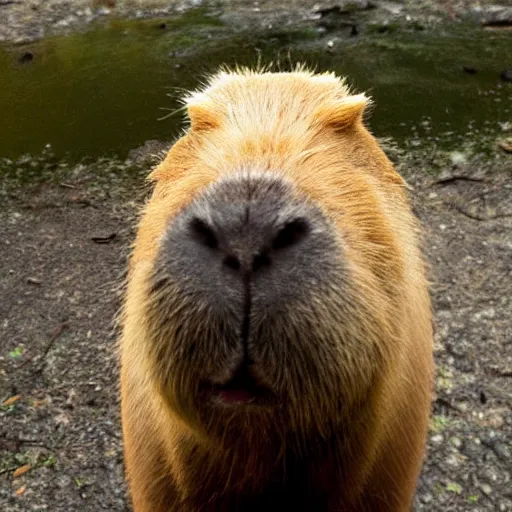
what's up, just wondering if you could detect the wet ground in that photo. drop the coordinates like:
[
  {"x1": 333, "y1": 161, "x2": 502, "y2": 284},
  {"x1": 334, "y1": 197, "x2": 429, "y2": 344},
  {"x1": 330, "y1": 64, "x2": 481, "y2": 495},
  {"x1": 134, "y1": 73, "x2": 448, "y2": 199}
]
[
  {"x1": 1, "y1": 6, "x2": 511, "y2": 161},
  {"x1": 1, "y1": 1, "x2": 511, "y2": 511}
]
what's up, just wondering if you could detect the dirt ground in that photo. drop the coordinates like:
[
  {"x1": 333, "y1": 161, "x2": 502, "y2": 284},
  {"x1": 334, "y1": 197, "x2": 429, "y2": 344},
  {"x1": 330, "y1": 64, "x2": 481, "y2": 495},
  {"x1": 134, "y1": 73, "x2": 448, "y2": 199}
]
[
  {"x1": 1, "y1": 142, "x2": 511, "y2": 511},
  {"x1": 1, "y1": 1, "x2": 512, "y2": 511}
]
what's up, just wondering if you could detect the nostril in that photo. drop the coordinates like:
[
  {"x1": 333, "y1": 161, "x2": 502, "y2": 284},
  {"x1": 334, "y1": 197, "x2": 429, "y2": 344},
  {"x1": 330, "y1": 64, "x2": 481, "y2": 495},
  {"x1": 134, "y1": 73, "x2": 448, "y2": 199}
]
[
  {"x1": 252, "y1": 252, "x2": 271, "y2": 273},
  {"x1": 223, "y1": 255, "x2": 241, "y2": 271},
  {"x1": 190, "y1": 217, "x2": 218, "y2": 249},
  {"x1": 271, "y1": 218, "x2": 309, "y2": 250}
]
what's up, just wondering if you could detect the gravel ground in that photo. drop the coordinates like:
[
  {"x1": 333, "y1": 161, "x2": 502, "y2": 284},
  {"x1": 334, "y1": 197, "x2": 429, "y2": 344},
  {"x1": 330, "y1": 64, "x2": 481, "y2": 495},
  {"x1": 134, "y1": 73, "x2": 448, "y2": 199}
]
[
  {"x1": 1, "y1": 0, "x2": 512, "y2": 43},
  {"x1": 0, "y1": 143, "x2": 511, "y2": 511}
]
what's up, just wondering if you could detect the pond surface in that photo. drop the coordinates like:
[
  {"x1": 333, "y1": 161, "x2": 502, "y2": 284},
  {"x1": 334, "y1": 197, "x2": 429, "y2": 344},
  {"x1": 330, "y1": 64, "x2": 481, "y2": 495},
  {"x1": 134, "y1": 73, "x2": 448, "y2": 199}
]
[{"x1": 0, "y1": 9, "x2": 511, "y2": 162}]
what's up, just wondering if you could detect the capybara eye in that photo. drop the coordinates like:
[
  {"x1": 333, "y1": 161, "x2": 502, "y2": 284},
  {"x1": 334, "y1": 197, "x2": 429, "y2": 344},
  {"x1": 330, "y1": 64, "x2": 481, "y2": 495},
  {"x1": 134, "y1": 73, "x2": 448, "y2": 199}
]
[
  {"x1": 223, "y1": 255, "x2": 241, "y2": 271},
  {"x1": 189, "y1": 217, "x2": 218, "y2": 249},
  {"x1": 271, "y1": 219, "x2": 309, "y2": 250}
]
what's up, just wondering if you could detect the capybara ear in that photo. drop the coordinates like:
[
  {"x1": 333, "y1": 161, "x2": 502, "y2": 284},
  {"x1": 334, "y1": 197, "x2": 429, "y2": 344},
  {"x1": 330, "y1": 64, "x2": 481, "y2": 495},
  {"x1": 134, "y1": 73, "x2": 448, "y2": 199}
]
[
  {"x1": 313, "y1": 93, "x2": 370, "y2": 131},
  {"x1": 187, "y1": 102, "x2": 221, "y2": 132}
]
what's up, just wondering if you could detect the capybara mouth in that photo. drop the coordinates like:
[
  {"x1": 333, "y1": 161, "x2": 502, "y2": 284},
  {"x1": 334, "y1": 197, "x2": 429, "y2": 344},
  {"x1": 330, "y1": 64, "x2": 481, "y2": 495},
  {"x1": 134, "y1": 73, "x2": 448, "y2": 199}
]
[{"x1": 205, "y1": 364, "x2": 275, "y2": 406}]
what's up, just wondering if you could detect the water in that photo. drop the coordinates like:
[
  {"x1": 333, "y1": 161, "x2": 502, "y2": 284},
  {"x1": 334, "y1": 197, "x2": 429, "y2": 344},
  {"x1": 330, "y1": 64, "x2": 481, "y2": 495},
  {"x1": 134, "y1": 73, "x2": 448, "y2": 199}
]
[{"x1": 0, "y1": 10, "x2": 511, "y2": 162}]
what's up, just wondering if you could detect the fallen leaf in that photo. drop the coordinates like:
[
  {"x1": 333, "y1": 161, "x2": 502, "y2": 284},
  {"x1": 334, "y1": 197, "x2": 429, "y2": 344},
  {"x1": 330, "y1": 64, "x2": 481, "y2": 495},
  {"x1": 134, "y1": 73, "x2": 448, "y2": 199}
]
[
  {"x1": 13, "y1": 464, "x2": 31, "y2": 478},
  {"x1": 2, "y1": 395, "x2": 21, "y2": 407},
  {"x1": 15, "y1": 485, "x2": 26, "y2": 496}
]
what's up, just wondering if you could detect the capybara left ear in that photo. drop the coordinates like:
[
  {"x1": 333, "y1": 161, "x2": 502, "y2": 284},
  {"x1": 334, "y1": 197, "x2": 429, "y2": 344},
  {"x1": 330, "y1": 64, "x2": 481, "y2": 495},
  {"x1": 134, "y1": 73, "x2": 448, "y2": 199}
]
[
  {"x1": 187, "y1": 102, "x2": 220, "y2": 132},
  {"x1": 313, "y1": 93, "x2": 370, "y2": 131}
]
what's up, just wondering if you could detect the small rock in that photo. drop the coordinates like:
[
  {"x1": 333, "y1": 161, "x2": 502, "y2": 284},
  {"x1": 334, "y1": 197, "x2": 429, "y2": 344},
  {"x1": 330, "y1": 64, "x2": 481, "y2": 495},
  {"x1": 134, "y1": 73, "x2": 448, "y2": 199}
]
[
  {"x1": 487, "y1": 412, "x2": 505, "y2": 429},
  {"x1": 449, "y1": 150, "x2": 468, "y2": 167},
  {"x1": 65, "y1": 389, "x2": 77, "y2": 409},
  {"x1": 431, "y1": 434, "x2": 444, "y2": 444},
  {"x1": 480, "y1": 483, "x2": 492, "y2": 496},
  {"x1": 420, "y1": 492, "x2": 433, "y2": 504},
  {"x1": 450, "y1": 437, "x2": 462, "y2": 449},
  {"x1": 473, "y1": 307, "x2": 496, "y2": 321},
  {"x1": 501, "y1": 69, "x2": 512, "y2": 82},
  {"x1": 498, "y1": 138, "x2": 512, "y2": 153},
  {"x1": 482, "y1": 438, "x2": 511, "y2": 462},
  {"x1": 461, "y1": 439, "x2": 483, "y2": 458},
  {"x1": 54, "y1": 19, "x2": 69, "y2": 28},
  {"x1": 316, "y1": 1, "x2": 373, "y2": 15},
  {"x1": 445, "y1": 454, "x2": 460, "y2": 467},
  {"x1": 54, "y1": 412, "x2": 70, "y2": 427},
  {"x1": 380, "y1": 2, "x2": 404, "y2": 16}
]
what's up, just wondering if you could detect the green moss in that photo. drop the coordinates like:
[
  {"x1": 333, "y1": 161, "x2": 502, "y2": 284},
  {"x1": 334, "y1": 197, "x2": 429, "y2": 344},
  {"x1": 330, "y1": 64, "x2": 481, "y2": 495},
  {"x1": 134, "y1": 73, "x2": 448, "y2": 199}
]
[
  {"x1": 446, "y1": 482, "x2": 463, "y2": 494},
  {"x1": 429, "y1": 414, "x2": 451, "y2": 432}
]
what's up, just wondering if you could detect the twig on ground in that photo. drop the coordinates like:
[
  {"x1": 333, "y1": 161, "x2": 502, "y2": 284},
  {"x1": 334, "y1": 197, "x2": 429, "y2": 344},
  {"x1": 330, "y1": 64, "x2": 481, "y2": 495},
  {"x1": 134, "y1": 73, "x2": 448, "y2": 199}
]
[
  {"x1": 20, "y1": 322, "x2": 69, "y2": 368},
  {"x1": 432, "y1": 176, "x2": 486, "y2": 186},
  {"x1": 59, "y1": 182, "x2": 77, "y2": 189},
  {"x1": 434, "y1": 397, "x2": 465, "y2": 414},
  {"x1": 447, "y1": 202, "x2": 512, "y2": 221}
]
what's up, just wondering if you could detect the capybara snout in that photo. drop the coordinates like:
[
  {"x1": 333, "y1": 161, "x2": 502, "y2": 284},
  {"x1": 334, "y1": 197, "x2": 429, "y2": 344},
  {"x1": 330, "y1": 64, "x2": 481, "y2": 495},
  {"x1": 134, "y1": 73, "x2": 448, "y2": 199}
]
[
  {"x1": 153, "y1": 171, "x2": 340, "y2": 317},
  {"x1": 146, "y1": 172, "x2": 346, "y2": 419}
]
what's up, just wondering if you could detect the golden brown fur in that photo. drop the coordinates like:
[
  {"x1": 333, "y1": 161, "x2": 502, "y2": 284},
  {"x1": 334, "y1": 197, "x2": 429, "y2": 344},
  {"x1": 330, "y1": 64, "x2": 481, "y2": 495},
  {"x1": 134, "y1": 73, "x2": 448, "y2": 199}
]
[{"x1": 120, "y1": 65, "x2": 434, "y2": 511}]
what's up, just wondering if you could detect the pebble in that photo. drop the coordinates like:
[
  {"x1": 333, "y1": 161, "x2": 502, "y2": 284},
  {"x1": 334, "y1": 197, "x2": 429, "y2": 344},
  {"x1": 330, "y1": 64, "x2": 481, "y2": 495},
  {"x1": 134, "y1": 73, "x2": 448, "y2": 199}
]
[
  {"x1": 420, "y1": 492, "x2": 433, "y2": 504},
  {"x1": 450, "y1": 436, "x2": 463, "y2": 449},
  {"x1": 483, "y1": 439, "x2": 511, "y2": 462},
  {"x1": 480, "y1": 483, "x2": 492, "y2": 496},
  {"x1": 445, "y1": 454, "x2": 460, "y2": 467},
  {"x1": 449, "y1": 150, "x2": 467, "y2": 167}
]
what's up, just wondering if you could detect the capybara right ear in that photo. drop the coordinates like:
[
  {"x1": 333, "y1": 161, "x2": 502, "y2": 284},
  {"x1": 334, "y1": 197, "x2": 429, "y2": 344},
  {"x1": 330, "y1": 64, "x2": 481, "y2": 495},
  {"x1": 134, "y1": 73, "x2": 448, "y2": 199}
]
[
  {"x1": 187, "y1": 102, "x2": 221, "y2": 132},
  {"x1": 313, "y1": 93, "x2": 370, "y2": 132}
]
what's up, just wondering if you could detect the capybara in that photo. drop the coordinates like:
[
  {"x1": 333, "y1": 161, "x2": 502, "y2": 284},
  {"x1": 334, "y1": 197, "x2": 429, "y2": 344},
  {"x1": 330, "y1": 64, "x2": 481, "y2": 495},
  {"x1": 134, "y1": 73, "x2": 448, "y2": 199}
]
[{"x1": 119, "y1": 66, "x2": 434, "y2": 512}]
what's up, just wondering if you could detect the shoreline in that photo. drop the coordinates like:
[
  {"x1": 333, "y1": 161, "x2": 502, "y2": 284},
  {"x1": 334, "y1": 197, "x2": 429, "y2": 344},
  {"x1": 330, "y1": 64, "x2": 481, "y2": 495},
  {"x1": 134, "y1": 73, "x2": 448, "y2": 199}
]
[{"x1": 1, "y1": 0, "x2": 511, "y2": 45}]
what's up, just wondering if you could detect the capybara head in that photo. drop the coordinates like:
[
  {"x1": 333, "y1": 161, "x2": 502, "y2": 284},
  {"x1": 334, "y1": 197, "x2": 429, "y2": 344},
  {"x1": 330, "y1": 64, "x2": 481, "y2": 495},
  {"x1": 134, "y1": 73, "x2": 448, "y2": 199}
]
[{"x1": 125, "y1": 66, "x2": 417, "y2": 448}]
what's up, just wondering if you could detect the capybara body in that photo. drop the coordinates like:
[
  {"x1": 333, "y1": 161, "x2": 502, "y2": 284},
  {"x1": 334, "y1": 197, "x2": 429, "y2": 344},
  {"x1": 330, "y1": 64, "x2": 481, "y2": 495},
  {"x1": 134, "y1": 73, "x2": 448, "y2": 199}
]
[{"x1": 120, "y1": 66, "x2": 434, "y2": 512}]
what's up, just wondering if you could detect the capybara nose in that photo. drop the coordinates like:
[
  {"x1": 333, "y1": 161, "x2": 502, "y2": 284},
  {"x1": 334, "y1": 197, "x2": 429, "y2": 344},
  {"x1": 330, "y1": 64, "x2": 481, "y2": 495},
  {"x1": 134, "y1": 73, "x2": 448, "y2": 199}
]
[
  {"x1": 187, "y1": 211, "x2": 309, "y2": 277},
  {"x1": 156, "y1": 173, "x2": 338, "y2": 315}
]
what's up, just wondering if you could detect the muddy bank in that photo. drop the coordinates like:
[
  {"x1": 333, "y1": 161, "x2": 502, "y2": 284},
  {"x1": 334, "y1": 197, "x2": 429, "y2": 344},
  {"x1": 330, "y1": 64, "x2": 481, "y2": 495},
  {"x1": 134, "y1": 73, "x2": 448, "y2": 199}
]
[{"x1": 1, "y1": 0, "x2": 512, "y2": 44}]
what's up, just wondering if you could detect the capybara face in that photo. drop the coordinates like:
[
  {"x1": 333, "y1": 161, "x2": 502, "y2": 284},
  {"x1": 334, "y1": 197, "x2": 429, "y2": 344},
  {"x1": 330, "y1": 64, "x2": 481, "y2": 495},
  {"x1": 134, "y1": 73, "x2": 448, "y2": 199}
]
[{"x1": 128, "y1": 67, "x2": 412, "y2": 444}]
